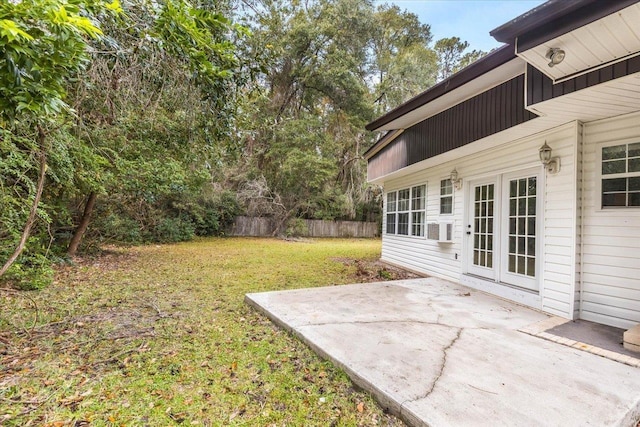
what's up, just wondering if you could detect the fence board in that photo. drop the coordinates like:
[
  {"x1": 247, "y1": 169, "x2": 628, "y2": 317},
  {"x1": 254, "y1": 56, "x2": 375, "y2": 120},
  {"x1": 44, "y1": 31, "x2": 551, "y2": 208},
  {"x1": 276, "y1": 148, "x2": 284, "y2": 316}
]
[{"x1": 227, "y1": 216, "x2": 379, "y2": 238}]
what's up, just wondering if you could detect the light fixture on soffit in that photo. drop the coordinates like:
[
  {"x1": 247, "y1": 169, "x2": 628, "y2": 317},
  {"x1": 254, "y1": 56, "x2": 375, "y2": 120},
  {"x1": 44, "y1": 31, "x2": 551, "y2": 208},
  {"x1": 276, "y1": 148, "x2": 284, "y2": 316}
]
[{"x1": 546, "y1": 48, "x2": 566, "y2": 68}]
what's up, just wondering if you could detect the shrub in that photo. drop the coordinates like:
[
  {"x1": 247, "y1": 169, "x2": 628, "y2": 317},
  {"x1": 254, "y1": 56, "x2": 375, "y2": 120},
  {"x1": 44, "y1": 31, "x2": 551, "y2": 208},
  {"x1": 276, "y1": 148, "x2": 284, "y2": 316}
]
[
  {"x1": 153, "y1": 216, "x2": 195, "y2": 243},
  {"x1": 1, "y1": 249, "x2": 54, "y2": 291},
  {"x1": 285, "y1": 217, "x2": 308, "y2": 238}
]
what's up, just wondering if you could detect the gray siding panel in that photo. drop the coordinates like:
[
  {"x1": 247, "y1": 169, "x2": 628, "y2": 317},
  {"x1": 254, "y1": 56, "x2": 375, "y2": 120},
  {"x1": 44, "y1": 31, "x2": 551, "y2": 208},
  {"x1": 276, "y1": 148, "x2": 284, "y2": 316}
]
[{"x1": 368, "y1": 75, "x2": 537, "y2": 180}]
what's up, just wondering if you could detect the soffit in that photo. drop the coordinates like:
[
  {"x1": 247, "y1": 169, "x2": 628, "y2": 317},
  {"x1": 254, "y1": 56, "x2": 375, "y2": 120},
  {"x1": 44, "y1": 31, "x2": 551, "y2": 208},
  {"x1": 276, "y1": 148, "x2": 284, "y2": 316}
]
[{"x1": 517, "y1": 3, "x2": 640, "y2": 82}]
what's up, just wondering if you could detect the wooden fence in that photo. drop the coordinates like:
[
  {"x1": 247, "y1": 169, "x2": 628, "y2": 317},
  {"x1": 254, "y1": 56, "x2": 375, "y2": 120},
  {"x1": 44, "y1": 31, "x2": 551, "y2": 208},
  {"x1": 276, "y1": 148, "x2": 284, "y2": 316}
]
[{"x1": 226, "y1": 216, "x2": 379, "y2": 238}]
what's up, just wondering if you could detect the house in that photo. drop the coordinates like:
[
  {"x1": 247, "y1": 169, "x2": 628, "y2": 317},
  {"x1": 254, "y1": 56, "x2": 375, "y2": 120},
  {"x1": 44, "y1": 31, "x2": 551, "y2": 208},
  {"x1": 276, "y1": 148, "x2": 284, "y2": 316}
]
[{"x1": 365, "y1": 0, "x2": 640, "y2": 330}]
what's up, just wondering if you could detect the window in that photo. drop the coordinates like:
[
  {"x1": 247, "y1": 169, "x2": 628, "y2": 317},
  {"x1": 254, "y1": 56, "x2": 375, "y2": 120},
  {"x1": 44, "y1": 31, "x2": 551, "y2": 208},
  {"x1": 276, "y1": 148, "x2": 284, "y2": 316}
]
[
  {"x1": 601, "y1": 142, "x2": 640, "y2": 208},
  {"x1": 411, "y1": 185, "x2": 426, "y2": 236},
  {"x1": 385, "y1": 184, "x2": 427, "y2": 236},
  {"x1": 397, "y1": 189, "x2": 410, "y2": 235},
  {"x1": 386, "y1": 192, "x2": 397, "y2": 234},
  {"x1": 440, "y1": 179, "x2": 453, "y2": 214}
]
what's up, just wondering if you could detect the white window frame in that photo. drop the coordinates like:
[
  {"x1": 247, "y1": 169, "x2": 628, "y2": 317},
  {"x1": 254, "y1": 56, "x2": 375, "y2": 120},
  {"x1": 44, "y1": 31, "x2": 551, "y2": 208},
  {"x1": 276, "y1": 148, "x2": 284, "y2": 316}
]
[
  {"x1": 384, "y1": 184, "x2": 427, "y2": 237},
  {"x1": 597, "y1": 139, "x2": 640, "y2": 210},
  {"x1": 440, "y1": 178, "x2": 454, "y2": 215}
]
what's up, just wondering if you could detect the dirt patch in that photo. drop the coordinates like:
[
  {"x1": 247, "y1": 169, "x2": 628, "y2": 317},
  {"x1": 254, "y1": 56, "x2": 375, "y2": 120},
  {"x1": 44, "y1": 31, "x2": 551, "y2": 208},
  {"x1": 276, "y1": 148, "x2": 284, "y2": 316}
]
[{"x1": 333, "y1": 258, "x2": 423, "y2": 282}]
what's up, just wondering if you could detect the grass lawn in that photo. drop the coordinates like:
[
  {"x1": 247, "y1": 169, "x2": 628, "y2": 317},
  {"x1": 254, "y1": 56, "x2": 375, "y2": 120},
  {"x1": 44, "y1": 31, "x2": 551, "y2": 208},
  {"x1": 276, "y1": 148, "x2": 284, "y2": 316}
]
[{"x1": 0, "y1": 238, "x2": 408, "y2": 426}]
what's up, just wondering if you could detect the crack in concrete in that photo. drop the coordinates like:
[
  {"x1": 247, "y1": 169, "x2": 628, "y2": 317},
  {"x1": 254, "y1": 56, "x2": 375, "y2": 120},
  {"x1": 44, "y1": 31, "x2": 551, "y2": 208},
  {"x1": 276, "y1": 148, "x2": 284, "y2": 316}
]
[{"x1": 400, "y1": 327, "x2": 463, "y2": 413}]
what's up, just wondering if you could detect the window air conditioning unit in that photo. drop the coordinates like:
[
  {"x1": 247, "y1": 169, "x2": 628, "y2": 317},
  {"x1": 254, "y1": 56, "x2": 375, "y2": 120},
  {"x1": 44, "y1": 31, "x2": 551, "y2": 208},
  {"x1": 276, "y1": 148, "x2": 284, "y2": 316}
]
[{"x1": 427, "y1": 222, "x2": 453, "y2": 243}]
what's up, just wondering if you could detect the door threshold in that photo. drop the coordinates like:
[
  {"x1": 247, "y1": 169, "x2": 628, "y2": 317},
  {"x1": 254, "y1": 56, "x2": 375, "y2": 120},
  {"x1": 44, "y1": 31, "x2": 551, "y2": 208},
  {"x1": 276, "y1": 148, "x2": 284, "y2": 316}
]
[{"x1": 460, "y1": 274, "x2": 542, "y2": 310}]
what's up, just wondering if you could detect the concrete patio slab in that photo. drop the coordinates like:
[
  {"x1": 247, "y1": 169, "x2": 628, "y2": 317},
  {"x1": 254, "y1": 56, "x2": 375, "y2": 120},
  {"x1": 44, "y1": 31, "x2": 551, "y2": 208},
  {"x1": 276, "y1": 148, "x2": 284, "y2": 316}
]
[{"x1": 245, "y1": 278, "x2": 640, "y2": 427}]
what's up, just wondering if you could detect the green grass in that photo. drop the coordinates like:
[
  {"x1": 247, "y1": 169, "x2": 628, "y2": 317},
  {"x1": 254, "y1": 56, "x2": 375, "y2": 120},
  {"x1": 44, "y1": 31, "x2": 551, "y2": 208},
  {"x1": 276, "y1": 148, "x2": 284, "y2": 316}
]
[{"x1": 0, "y1": 238, "x2": 405, "y2": 426}]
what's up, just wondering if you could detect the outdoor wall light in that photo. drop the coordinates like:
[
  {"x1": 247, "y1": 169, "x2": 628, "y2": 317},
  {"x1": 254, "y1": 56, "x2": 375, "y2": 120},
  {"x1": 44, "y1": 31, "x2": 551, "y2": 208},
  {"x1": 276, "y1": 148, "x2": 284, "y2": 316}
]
[
  {"x1": 450, "y1": 168, "x2": 462, "y2": 190},
  {"x1": 539, "y1": 142, "x2": 561, "y2": 174},
  {"x1": 546, "y1": 48, "x2": 566, "y2": 68}
]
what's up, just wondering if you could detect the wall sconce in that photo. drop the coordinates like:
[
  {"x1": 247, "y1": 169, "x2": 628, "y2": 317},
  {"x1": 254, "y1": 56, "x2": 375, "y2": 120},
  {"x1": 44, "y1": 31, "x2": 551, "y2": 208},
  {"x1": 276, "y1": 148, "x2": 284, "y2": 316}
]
[
  {"x1": 546, "y1": 48, "x2": 565, "y2": 68},
  {"x1": 539, "y1": 142, "x2": 561, "y2": 174},
  {"x1": 450, "y1": 168, "x2": 462, "y2": 190}
]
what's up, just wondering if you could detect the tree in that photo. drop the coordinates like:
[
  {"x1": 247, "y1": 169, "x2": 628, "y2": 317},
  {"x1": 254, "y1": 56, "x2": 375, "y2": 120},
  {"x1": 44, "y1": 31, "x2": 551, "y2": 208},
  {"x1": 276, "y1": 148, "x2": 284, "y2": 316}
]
[
  {"x1": 0, "y1": 0, "x2": 114, "y2": 281},
  {"x1": 371, "y1": 4, "x2": 437, "y2": 112},
  {"x1": 62, "y1": 0, "x2": 250, "y2": 255},
  {"x1": 434, "y1": 36, "x2": 486, "y2": 81}
]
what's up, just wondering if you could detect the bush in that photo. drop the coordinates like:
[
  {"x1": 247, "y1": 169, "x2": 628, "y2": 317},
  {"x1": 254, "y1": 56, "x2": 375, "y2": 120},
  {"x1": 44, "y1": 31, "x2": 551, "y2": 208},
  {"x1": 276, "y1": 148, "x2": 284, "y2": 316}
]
[
  {"x1": 153, "y1": 216, "x2": 195, "y2": 243},
  {"x1": 192, "y1": 190, "x2": 242, "y2": 237},
  {"x1": 94, "y1": 214, "x2": 143, "y2": 244},
  {"x1": 1, "y1": 250, "x2": 54, "y2": 291}
]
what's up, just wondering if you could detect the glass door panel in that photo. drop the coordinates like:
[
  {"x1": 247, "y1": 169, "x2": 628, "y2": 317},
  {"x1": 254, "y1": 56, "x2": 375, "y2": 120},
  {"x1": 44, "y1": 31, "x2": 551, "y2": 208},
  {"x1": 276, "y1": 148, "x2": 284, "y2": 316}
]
[
  {"x1": 468, "y1": 180, "x2": 496, "y2": 279},
  {"x1": 501, "y1": 174, "x2": 539, "y2": 290}
]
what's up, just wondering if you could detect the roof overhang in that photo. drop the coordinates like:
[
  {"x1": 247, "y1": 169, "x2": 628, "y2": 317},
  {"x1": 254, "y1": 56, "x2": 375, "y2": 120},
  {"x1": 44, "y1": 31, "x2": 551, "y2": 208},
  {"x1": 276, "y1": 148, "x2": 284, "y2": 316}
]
[
  {"x1": 515, "y1": 2, "x2": 640, "y2": 83},
  {"x1": 365, "y1": 46, "x2": 519, "y2": 132},
  {"x1": 490, "y1": 0, "x2": 638, "y2": 50}
]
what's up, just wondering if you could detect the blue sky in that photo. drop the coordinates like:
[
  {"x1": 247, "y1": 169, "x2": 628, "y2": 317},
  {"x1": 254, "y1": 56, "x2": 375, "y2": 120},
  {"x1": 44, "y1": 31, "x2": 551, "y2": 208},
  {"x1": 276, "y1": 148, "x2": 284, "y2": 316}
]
[{"x1": 379, "y1": 1, "x2": 546, "y2": 52}]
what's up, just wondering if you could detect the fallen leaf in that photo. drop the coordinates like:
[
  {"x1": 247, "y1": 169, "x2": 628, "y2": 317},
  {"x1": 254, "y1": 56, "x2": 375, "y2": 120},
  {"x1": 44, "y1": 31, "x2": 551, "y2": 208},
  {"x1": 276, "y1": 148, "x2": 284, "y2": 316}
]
[{"x1": 356, "y1": 402, "x2": 364, "y2": 413}]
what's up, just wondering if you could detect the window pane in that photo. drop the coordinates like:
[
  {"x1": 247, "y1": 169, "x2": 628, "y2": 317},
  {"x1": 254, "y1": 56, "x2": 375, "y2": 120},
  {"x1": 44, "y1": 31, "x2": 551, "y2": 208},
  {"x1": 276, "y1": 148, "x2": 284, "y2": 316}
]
[
  {"x1": 441, "y1": 179, "x2": 452, "y2": 195},
  {"x1": 508, "y1": 255, "x2": 516, "y2": 273},
  {"x1": 411, "y1": 185, "x2": 425, "y2": 210},
  {"x1": 488, "y1": 201, "x2": 494, "y2": 216},
  {"x1": 518, "y1": 179, "x2": 527, "y2": 196},
  {"x1": 527, "y1": 218, "x2": 536, "y2": 236},
  {"x1": 386, "y1": 192, "x2": 397, "y2": 212},
  {"x1": 630, "y1": 177, "x2": 640, "y2": 191},
  {"x1": 527, "y1": 257, "x2": 536, "y2": 277},
  {"x1": 527, "y1": 237, "x2": 536, "y2": 256},
  {"x1": 518, "y1": 218, "x2": 526, "y2": 235},
  {"x1": 518, "y1": 199, "x2": 526, "y2": 215},
  {"x1": 517, "y1": 256, "x2": 526, "y2": 274},
  {"x1": 397, "y1": 213, "x2": 409, "y2": 235},
  {"x1": 412, "y1": 212, "x2": 425, "y2": 236},
  {"x1": 509, "y1": 236, "x2": 515, "y2": 253},
  {"x1": 528, "y1": 177, "x2": 536, "y2": 196},
  {"x1": 509, "y1": 198, "x2": 516, "y2": 216},
  {"x1": 398, "y1": 189, "x2": 410, "y2": 211},
  {"x1": 602, "y1": 178, "x2": 626, "y2": 192},
  {"x1": 602, "y1": 160, "x2": 625, "y2": 175},
  {"x1": 602, "y1": 192, "x2": 626, "y2": 207},
  {"x1": 629, "y1": 158, "x2": 640, "y2": 172},
  {"x1": 527, "y1": 197, "x2": 536, "y2": 215},
  {"x1": 630, "y1": 192, "x2": 640, "y2": 207},
  {"x1": 510, "y1": 180, "x2": 517, "y2": 197},
  {"x1": 440, "y1": 196, "x2": 453, "y2": 214},
  {"x1": 629, "y1": 142, "x2": 640, "y2": 158},
  {"x1": 386, "y1": 214, "x2": 396, "y2": 234},
  {"x1": 602, "y1": 144, "x2": 626, "y2": 160}
]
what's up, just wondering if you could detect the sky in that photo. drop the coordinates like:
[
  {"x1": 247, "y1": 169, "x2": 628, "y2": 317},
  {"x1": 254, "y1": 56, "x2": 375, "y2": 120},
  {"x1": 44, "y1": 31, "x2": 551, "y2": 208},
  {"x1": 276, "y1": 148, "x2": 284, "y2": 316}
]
[{"x1": 379, "y1": 0, "x2": 546, "y2": 52}]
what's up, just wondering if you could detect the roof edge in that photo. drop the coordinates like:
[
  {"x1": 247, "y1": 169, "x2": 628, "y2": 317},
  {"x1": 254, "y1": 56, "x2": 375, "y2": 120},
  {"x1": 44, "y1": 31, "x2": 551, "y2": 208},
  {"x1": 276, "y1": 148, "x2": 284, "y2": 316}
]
[
  {"x1": 365, "y1": 45, "x2": 516, "y2": 132},
  {"x1": 491, "y1": 0, "x2": 638, "y2": 51}
]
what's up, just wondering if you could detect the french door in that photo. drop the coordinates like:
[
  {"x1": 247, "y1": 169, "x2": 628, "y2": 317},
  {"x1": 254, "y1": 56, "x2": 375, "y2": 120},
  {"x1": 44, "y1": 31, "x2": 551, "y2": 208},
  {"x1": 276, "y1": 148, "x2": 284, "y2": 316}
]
[{"x1": 467, "y1": 169, "x2": 541, "y2": 291}]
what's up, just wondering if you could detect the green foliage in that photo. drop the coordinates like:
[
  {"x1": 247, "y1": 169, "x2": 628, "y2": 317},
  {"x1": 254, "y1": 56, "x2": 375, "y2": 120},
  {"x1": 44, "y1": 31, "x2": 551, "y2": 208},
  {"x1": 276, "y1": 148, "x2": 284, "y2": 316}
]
[
  {"x1": 285, "y1": 217, "x2": 308, "y2": 238},
  {"x1": 154, "y1": 216, "x2": 195, "y2": 243},
  {"x1": 0, "y1": 0, "x2": 111, "y2": 124},
  {"x1": 1, "y1": 241, "x2": 54, "y2": 290},
  {"x1": 434, "y1": 36, "x2": 486, "y2": 81}
]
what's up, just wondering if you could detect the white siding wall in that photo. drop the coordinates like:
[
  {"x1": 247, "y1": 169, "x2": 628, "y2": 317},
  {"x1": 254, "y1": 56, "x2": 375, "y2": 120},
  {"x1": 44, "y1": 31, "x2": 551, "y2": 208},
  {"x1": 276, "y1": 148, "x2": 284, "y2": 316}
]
[
  {"x1": 581, "y1": 111, "x2": 640, "y2": 329},
  {"x1": 381, "y1": 122, "x2": 579, "y2": 318}
]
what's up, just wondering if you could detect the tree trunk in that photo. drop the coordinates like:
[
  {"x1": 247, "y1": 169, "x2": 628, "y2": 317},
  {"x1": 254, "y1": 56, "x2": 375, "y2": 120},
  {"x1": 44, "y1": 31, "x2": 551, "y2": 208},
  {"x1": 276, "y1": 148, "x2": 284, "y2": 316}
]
[
  {"x1": 67, "y1": 192, "x2": 97, "y2": 257},
  {"x1": 0, "y1": 128, "x2": 48, "y2": 278}
]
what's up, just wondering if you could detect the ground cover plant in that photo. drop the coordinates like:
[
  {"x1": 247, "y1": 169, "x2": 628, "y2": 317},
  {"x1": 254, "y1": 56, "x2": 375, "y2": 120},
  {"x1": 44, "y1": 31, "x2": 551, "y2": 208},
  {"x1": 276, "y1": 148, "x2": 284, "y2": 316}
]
[{"x1": 0, "y1": 238, "x2": 415, "y2": 426}]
